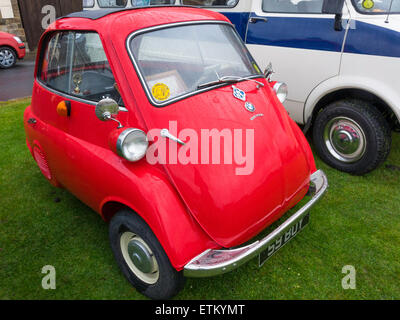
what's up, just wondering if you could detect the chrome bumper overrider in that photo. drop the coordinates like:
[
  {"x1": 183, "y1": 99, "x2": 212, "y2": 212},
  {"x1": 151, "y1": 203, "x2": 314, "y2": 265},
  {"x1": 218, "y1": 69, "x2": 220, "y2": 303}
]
[{"x1": 184, "y1": 170, "x2": 328, "y2": 277}]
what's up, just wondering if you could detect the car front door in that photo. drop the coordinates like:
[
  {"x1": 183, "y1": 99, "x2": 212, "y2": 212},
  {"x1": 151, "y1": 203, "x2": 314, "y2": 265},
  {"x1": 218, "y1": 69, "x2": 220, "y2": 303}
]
[{"x1": 245, "y1": 0, "x2": 351, "y2": 124}]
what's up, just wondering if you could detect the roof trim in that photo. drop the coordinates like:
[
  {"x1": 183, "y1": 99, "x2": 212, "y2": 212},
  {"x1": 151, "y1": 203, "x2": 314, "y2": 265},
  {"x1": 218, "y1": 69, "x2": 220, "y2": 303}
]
[{"x1": 58, "y1": 5, "x2": 196, "y2": 21}]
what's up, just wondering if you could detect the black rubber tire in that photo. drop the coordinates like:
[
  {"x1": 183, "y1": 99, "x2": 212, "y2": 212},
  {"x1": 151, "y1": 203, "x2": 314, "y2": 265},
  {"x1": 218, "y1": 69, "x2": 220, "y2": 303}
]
[
  {"x1": 0, "y1": 46, "x2": 17, "y2": 69},
  {"x1": 312, "y1": 99, "x2": 391, "y2": 175},
  {"x1": 109, "y1": 209, "x2": 185, "y2": 300}
]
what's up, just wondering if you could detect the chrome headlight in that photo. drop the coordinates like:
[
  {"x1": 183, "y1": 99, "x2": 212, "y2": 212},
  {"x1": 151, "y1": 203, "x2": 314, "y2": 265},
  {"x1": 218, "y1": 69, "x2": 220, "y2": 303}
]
[
  {"x1": 116, "y1": 129, "x2": 148, "y2": 162},
  {"x1": 273, "y1": 82, "x2": 288, "y2": 103}
]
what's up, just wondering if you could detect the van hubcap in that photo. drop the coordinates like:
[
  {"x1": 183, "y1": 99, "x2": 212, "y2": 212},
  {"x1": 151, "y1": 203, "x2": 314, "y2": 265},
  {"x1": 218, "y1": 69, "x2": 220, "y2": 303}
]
[
  {"x1": 120, "y1": 232, "x2": 159, "y2": 284},
  {"x1": 324, "y1": 117, "x2": 366, "y2": 163},
  {"x1": 0, "y1": 49, "x2": 15, "y2": 67}
]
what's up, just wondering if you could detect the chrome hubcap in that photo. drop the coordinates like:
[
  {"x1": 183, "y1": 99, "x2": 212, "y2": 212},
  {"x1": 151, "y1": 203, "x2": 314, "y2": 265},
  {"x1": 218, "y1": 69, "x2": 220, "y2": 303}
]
[
  {"x1": 0, "y1": 49, "x2": 15, "y2": 67},
  {"x1": 120, "y1": 232, "x2": 159, "y2": 284},
  {"x1": 324, "y1": 117, "x2": 366, "y2": 163}
]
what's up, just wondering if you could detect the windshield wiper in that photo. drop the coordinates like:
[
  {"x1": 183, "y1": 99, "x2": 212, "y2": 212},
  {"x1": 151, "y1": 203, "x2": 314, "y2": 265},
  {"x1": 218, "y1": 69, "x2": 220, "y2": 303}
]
[{"x1": 197, "y1": 74, "x2": 264, "y2": 90}]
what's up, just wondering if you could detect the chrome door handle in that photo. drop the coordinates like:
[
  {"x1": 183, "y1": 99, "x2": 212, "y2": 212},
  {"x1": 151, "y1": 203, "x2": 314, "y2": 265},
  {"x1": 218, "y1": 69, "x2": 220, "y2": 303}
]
[
  {"x1": 160, "y1": 129, "x2": 186, "y2": 146},
  {"x1": 249, "y1": 17, "x2": 268, "y2": 24}
]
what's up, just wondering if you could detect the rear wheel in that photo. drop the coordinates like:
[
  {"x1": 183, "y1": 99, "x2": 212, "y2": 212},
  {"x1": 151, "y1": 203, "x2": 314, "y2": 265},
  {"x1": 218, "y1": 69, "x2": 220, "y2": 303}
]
[
  {"x1": 313, "y1": 100, "x2": 391, "y2": 175},
  {"x1": 109, "y1": 210, "x2": 185, "y2": 300},
  {"x1": 0, "y1": 47, "x2": 17, "y2": 69}
]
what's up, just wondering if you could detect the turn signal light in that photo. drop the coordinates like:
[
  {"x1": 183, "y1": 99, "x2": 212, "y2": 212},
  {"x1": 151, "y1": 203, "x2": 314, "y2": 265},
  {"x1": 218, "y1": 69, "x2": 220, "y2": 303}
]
[{"x1": 56, "y1": 101, "x2": 71, "y2": 117}]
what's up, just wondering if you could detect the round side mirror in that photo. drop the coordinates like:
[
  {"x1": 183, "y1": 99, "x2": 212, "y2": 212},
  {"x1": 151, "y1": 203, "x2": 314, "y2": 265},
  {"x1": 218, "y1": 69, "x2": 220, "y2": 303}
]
[
  {"x1": 95, "y1": 98, "x2": 119, "y2": 121},
  {"x1": 264, "y1": 62, "x2": 274, "y2": 80},
  {"x1": 95, "y1": 98, "x2": 123, "y2": 129}
]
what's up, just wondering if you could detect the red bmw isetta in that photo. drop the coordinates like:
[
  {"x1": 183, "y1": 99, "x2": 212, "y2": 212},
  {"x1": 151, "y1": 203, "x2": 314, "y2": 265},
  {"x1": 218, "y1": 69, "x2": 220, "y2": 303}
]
[{"x1": 24, "y1": 6, "x2": 328, "y2": 299}]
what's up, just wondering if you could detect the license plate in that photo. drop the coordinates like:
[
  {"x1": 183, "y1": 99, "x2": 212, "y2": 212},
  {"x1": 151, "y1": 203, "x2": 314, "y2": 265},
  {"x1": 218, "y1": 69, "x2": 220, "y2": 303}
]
[{"x1": 259, "y1": 213, "x2": 310, "y2": 267}]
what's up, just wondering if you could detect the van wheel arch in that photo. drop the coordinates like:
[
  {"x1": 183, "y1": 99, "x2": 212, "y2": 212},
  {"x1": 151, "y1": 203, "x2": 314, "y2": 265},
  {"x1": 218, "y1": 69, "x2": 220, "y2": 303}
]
[{"x1": 307, "y1": 88, "x2": 400, "y2": 132}]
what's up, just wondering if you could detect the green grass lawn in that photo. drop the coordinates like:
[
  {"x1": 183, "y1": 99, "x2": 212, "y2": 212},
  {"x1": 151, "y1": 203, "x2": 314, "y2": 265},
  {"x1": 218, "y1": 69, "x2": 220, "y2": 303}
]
[{"x1": 0, "y1": 98, "x2": 399, "y2": 300}]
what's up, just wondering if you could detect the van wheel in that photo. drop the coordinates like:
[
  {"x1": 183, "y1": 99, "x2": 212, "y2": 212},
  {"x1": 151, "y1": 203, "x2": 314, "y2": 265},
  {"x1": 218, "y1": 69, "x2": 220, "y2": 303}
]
[
  {"x1": 0, "y1": 47, "x2": 16, "y2": 69},
  {"x1": 109, "y1": 209, "x2": 185, "y2": 300},
  {"x1": 313, "y1": 100, "x2": 391, "y2": 175}
]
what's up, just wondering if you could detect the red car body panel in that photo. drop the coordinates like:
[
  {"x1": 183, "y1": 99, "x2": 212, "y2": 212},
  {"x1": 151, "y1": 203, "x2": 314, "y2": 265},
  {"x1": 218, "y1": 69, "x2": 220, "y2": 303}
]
[
  {"x1": 0, "y1": 31, "x2": 26, "y2": 59},
  {"x1": 24, "y1": 7, "x2": 317, "y2": 270}
]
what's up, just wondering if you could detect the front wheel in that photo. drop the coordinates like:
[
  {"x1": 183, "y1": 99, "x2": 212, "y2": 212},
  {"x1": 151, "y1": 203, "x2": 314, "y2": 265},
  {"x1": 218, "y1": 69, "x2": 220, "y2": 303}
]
[
  {"x1": 312, "y1": 100, "x2": 391, "y2": 175},
  {"x1": 109, "y1": 210, "x2": 185, "y2": 300},
  {"x1": 0, "y1": 47, "x2": 17, "y2": 69}
]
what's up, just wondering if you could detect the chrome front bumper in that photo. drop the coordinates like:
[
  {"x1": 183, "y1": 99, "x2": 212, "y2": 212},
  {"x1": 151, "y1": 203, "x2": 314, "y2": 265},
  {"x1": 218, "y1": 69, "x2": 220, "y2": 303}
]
[{"x1": 184, "y1": 170, "x2": 328, "y2": 278}]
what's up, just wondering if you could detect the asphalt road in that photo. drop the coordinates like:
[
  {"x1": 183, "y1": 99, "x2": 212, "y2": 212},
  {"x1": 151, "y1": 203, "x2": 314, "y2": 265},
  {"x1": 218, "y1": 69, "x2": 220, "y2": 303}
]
[{"x1": 0, "y1": 59, "x2": 35, "y2": 101}]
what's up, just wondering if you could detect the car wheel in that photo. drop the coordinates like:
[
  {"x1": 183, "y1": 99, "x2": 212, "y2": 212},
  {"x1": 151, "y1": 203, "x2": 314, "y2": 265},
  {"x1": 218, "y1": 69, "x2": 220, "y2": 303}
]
[
  {"x1": 313, "y1": 99, "x2": 391, "y2": 175},
  {"x1": 0, "y1": 47, "x2": 17, "y2": 69},
  {"x1": 109, "y1": 209, "x2": 185, "y2": 300}
]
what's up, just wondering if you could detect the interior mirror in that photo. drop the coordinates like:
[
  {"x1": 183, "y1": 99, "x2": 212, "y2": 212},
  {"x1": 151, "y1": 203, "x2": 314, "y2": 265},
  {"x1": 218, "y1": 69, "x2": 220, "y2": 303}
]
[
  {"x1": 264, "y1": 62, "x2": 274, "y2": 80},
  {"x1": 322, "y1": 0, "x2": 345, "y2": 14},
  {"x1": 95, "y1": 98, "x2": 123, "y2": 128}
]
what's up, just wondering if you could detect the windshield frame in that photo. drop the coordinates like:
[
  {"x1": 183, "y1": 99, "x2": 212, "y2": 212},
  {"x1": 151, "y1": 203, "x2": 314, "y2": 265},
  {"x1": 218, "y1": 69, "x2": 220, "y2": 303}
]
[
  {"x1": 126, "y1": 20, "x2": 263, "y2": 107},
  {"x1": 351, "y1": 0, "x2": 400, "y2": 15}
]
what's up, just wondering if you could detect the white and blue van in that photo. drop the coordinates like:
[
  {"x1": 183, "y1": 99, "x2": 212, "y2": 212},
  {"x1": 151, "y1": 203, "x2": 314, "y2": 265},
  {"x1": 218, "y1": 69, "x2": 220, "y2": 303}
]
[{"x1": 84, "y1": 0, "x2": 400, "y2": 175}]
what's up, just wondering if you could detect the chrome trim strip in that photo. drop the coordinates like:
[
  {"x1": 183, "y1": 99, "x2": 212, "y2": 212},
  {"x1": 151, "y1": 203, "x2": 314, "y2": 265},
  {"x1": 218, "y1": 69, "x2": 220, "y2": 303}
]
[
  {"x1": 125, "y1": 20, "x2": 263, "y2": 108},
  {"x1": 36, "y1": 80, "x2": 128, "y2": 112},
  {"x1": 183, "y1": 170, "x2": 328, "y2": 278}
]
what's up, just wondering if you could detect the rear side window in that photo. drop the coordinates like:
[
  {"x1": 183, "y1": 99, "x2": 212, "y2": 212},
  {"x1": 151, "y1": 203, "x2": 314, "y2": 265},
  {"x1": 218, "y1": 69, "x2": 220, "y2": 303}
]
[
  {"x1": 180, "y1": 0, "x2": 238, "y2": 7},
  {"x1": 262, "y1": 0, "x2": 324, "y2": 13},
  {"x1": 39, "y1": 32, "x2": 123, "y2": 104}
]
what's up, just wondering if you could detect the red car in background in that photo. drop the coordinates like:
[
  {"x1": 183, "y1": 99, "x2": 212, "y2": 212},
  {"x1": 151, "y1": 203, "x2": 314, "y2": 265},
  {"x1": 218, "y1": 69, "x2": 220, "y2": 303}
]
[{"x1": 0, "y1": 31, "x2": 26, "y2": 69}]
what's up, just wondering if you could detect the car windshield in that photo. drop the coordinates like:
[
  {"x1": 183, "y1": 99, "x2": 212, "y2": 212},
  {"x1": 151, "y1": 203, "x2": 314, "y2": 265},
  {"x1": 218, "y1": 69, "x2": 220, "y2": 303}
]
[
  {"x1": 352, "y1": 0, "x2": 400, "y2": 14},
  {"x1": 129, "y1": 23, "x2": 262, "y2": 105}
]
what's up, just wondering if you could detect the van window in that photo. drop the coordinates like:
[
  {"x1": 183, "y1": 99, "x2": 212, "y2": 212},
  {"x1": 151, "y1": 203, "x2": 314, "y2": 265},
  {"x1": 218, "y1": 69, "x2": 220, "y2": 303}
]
[
  {"x1": 40, "y1": 32, "x2": 123, "y2": 104},
  {"x1": 132, "y1": 0, "x2": 175, "y2": 5},
  {"x1": 98, "y1": 0, "x2": 128, "y2": 8},
  {"x1": 180, "y1": 0, "x2": 238, "y2": 7},
  {"x1": 262, "y1": 0, "x2": 324, "y2": 13},
  {"x1": 352, "y1": 0, "x2": 400, "y2": 14},
  {"x1": 83, "y1": 0, "x2": 95, "y2": 7}
]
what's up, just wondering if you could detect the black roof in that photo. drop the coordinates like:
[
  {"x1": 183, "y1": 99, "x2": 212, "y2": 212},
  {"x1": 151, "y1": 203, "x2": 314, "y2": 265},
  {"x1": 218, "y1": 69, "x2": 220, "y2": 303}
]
[{"x1": 60, "y1": 5, "x2": 194, "y2": 21}]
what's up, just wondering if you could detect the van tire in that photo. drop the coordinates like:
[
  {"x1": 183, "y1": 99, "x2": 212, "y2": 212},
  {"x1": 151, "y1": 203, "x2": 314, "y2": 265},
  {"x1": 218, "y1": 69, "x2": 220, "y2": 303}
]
[
  {"x1": 109, "y1": 209, "x2": 185, "y2": 300},
  {"x1": 312, "y1": 100, "x2": 391, "y2": 175}
]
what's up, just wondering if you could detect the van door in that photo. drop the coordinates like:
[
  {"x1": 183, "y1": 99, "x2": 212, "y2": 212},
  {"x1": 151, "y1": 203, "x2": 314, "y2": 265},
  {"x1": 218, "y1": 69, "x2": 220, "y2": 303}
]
[{"x1": 245, "y1": 0, "x2": 350, "y2": 124}]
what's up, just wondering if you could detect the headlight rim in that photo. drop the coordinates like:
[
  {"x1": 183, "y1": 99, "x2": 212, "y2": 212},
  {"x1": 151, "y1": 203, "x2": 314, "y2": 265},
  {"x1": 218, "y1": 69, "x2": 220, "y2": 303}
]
[
  {"x1": 273, "y1": 82, "x2": 288, "y2": 104},
  {"x1": 116, "y1": 128, "x2": 149, "y2": 162}
]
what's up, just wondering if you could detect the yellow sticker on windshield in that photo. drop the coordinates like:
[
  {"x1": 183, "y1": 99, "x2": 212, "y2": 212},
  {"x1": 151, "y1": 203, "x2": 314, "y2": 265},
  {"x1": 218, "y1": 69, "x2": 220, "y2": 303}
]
[
  {"x1": 152, "y1": 83, "x2": 170, "y2": 101},
  {"x1": 362, "y1": 0, "x2": 374, "y2": 9}
]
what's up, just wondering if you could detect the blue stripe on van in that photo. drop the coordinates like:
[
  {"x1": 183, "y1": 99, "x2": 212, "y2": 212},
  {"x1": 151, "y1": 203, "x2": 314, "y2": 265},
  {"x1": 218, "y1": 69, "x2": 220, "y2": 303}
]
[
  {"x1": 221, "y1": 12, "x2": 400, "y2": 58},
  {"x1": 222, "y1": 11, "x2": 250, "y2": 40},
  {"x1": 245, "y1": 16, "x2": 345, "y2": 52},
  {"x1": 344, "y1": 20, "x2": 400, "y2": 58}
]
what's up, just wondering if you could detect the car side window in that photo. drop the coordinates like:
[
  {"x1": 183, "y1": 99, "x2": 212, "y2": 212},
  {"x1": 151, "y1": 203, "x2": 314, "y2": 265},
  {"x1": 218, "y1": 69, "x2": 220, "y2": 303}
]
[
  {"x1": 262, "y1": 0, "x2": 324, "y2": 13},
  {"x1": 40, "y1": 31, "x2": 123, "y2": 105},
  {"x1": 180, "y1": 0, "x2": 238, "y2": 7}
]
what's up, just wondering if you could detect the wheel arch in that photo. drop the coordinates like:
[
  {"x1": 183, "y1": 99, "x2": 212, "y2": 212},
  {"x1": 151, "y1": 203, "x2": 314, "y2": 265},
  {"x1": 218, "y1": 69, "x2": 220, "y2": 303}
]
[
  {"x1": 304, "y1": 77, "x2": 400, "y2": 132},
  {"x1": 99, "y1": 191, "x2": 216, "y2": 271}
]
